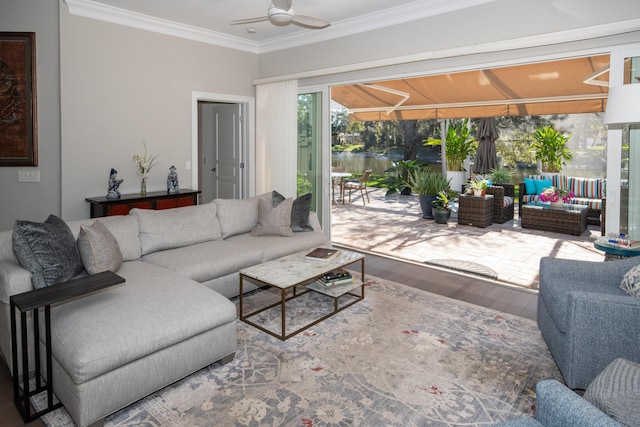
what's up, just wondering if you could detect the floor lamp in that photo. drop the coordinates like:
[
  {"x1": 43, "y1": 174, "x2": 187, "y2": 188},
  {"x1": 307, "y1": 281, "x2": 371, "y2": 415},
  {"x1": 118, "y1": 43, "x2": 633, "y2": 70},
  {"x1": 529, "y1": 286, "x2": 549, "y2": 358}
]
[{"x1": 605, "y1": 83, "x2": 640, "y2": 239}]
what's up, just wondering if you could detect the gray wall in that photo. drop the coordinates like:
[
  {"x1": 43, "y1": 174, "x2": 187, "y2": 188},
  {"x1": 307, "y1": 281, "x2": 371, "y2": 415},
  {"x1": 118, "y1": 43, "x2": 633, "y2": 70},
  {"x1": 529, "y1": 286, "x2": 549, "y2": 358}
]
[
  {"x1": 257, "y1": 0, "x2": 640, "y2": 79},
  {"x1": 0, "y1": 0, "x2": 61, "y2": 231},
  {"x1": 59, "y1": 4, "x2": 259, "y2": 220}
]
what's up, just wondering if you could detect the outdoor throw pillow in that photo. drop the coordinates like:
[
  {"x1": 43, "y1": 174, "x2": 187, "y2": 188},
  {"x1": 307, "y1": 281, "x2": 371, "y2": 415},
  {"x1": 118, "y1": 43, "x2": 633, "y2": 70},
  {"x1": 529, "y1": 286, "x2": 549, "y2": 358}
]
[
  {"x1": 77, "y1": 221, "x2": 123, "y2": 274},
  {"x1": 584, "y1": 358, "x2": 640, "y2": 425},
  {"x1": 534, "y1": 179, "x2": 553, "y2": 195},
  {"x1": 12, "y1": 215, "x2": 84, "y2": 289},
  {"x1": 272, "y1": 191, "x2": 313, "y2": 232},
  {"x1": 251, "y1": 197, "x2": 294, "y2": 237},
  {"x1": 523, "y1": 178, "x2": 537, "y2": 195},
  {"x1": 620, "y1": 264, "x2": 640, "y2": 297}
]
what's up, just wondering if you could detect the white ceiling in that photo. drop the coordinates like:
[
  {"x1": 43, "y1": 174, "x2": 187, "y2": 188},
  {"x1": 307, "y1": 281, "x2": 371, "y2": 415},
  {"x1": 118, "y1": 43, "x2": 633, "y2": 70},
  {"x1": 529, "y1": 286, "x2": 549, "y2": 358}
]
[{"x1": 64, "y1": 0, "x2": 495, "y2": 53}]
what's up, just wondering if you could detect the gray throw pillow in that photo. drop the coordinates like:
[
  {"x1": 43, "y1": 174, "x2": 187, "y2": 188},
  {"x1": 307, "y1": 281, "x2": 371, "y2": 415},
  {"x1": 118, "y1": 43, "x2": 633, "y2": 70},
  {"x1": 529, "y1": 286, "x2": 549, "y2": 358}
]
[
  {"x1": 251, "y1": 197, "x2": 294, "y2": 237},
  {"x1": 272, "y1": 191, "x2": 313, "y2": 232},
  {"x1": 620, "y1": 264, "x2": 640, "y2": 297},
  {"x1": 584, "y1": 358, "x2": 640, "y2": 425},
  {"x1": 12, "y1": 215, "x2": 84, "y2": 289},
  {"x1": 77, "y1": 221, "x2": 123, "y2": 274}
]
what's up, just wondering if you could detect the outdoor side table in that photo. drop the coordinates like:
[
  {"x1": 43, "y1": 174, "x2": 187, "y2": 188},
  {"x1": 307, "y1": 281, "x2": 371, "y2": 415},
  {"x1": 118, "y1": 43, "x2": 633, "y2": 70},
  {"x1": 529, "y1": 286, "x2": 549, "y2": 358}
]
[
  {"x1": 458, "y1": 194, "x2": 494, "y2": 228},
  {"x1": 10, "y1": 271, "x2": 125, "y2": 422},
  {"x1": 594, "y1": 238, "x2": 640, "y2": 261}
]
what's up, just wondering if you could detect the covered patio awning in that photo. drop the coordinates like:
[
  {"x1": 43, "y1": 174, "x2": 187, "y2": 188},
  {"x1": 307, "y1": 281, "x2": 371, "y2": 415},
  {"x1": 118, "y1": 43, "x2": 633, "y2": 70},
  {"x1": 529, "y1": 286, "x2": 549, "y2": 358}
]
[{"x1": 332, "y1": 55, "x2": 610, "y2": 121}]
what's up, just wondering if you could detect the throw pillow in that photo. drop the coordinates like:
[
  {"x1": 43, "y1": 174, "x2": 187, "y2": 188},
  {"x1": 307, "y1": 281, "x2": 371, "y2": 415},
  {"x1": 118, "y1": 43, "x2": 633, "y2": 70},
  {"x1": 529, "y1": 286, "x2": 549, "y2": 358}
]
[
  {"x1": 251, "y1": 197, "x2": 294, "y2": 237},
  {"x1": 77, "y1": 221, "x2": 123, "y2": 274},
  {"x1": 534, "y1": 179, "x2": 553, "y2": 195},
  {"x1": 584, "y1": 358, "x2": 640, "y2": 425},
  {"x1": 12, "y1": 215, "x2": 84, "y2": 289},
  {"x1": 272, "y1": 191, "x2": 314, "y2": 232},
  {"x1": 523, "y1": 178, "x2": 537, "y2": 195},
  {"x1": 620, "y1": 264, "x2": 640, "y2": 297}
]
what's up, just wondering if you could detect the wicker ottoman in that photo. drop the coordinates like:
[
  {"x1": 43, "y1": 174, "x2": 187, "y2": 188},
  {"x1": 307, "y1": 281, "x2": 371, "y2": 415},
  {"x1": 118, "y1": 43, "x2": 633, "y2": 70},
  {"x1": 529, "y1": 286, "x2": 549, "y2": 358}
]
[{"x1": 458, "y1": 195, "x2": 494, "y2": 228}]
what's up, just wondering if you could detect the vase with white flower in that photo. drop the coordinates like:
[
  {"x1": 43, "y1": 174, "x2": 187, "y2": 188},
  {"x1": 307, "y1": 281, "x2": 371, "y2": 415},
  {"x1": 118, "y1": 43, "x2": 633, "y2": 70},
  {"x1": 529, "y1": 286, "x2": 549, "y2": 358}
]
[
  {"x1": 539, "y1": 186, "x2": 574, "y2": 209},
  {"x1": 132, "y1": 142, "x2": 158, "y2": 196}
]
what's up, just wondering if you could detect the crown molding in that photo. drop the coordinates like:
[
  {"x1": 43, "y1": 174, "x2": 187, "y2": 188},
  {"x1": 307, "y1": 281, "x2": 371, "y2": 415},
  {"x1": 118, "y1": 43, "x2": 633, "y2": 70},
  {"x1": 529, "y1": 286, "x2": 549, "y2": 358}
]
[
  {"x1": 258, "y1": 0, "x2": 496, "y2": 53},
  {"x1": 64, "y1": 0, "x2": 260, "y2": 53},
  {"x1": 64, "y1": 0, "x2": 495, "y2": 54}
]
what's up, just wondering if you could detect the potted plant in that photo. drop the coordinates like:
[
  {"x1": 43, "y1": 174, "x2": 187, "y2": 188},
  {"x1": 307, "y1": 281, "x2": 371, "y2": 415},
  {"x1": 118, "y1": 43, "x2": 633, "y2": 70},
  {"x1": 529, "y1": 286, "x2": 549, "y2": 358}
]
[
  {"x1": 424, "y1": 119, "x2": 477, "y2": 192},
  {"x1": 384, "y1": 159, "x2": 417, "y2": 196},
  {"x1": 489, "y1": 167, "x2": 513, "y2": 185},
  {"x1": 431, "y1": 190, "x2": 457, "y2": 224},
  {"x1": 407, "y1": 167, "x2": 451, "y2": 219},
  {"x1": 531, "y1": 125, "x2": 573, "y2": 173},
  {"x1": 467, "y1": 177, "x2": 489, "y2": 196}
]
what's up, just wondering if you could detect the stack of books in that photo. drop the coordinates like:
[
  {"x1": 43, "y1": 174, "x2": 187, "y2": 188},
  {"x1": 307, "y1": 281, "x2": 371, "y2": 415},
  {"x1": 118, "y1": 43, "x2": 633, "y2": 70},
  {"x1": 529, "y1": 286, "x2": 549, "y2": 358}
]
[{"x1": 317, "y1": 268, "x2": 352, "y2": 287}]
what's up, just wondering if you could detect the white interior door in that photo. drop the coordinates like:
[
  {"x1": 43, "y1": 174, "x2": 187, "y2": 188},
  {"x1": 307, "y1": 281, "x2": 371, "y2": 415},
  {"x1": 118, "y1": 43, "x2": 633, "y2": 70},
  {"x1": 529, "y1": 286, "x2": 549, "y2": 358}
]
[{"x1": 200, "y1": 102, "x2": 242, "y2": 202}]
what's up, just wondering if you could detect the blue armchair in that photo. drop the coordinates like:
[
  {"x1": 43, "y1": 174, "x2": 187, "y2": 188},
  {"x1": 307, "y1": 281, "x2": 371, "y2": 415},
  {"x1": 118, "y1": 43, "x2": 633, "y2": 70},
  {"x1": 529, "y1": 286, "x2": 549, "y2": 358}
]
[
  {"x1": 493, "y1": 379, "x2": 622, "y2": 426},
  {"x1": 537, "y1": 255, "x2": 640, "y2": 389}
]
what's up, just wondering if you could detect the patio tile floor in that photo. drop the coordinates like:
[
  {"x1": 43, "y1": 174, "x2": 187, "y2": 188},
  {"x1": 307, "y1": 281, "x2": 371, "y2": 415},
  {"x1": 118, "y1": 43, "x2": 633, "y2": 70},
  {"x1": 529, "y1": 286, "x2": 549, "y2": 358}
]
[{"x1": 331, "y1": 187, "x2": 604, "y2": 291}]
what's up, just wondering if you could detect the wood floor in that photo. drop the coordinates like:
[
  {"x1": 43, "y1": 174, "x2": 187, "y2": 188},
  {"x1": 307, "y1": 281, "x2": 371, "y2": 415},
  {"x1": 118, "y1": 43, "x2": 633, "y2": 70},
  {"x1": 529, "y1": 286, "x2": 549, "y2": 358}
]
[{"x1": 0, "y1": 253, "x2": 537, "y2": 426}]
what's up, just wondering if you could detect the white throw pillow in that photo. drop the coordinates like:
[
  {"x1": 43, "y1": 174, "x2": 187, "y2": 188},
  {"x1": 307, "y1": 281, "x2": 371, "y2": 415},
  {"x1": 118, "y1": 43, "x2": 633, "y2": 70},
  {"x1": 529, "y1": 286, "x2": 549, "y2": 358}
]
[
  {"x1": 620, "y1": 264, "x2": 640, "y2": 297},
  {"x1": 77, "y1": 221, "x2": 123, "y2": 274},
  {"x1": 251, "y1": 197, "x2": 294, "y2": 237}
]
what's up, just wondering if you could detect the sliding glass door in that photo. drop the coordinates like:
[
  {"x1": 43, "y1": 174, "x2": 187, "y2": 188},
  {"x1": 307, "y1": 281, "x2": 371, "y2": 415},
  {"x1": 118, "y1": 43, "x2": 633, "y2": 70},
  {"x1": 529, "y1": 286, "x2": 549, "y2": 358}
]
[{"x1": 298, "y1": 92, "x2": 324, "y2": 223}]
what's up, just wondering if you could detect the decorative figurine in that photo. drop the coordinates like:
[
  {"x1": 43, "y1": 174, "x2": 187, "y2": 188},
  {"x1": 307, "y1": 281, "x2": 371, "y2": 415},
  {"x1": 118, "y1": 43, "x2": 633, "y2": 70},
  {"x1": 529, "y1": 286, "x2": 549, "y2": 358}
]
[
  {"x1": 106, "y1": 168, "x2": 123, "y2": 199},
  {"x1": 167, "y1": 165, "x2": 179, "y2": 194}
]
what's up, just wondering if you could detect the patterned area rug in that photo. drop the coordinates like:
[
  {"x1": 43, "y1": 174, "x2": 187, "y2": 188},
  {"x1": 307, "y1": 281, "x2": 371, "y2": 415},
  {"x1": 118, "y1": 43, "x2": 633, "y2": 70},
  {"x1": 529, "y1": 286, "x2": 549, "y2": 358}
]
[
  {"x1": 41, "y1": 276, "x2": 561, "y2": 426},
  {"x1": 424, "y1": 259, "x2": 499, "y2": 280}
]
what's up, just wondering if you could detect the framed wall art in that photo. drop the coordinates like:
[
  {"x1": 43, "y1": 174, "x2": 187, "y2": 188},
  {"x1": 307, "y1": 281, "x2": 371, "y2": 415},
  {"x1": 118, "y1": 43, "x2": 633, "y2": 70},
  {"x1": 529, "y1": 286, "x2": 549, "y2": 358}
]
[{"x1": 0, "y1": 32, "x2": 37, "y2": 166}]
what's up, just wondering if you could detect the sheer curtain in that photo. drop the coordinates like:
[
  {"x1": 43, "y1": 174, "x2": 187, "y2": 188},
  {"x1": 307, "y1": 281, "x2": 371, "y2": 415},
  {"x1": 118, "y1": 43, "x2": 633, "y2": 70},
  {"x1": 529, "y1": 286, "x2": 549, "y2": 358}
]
[{"x1": 255, "y1": 80, "x2": 298, "y2": 197}]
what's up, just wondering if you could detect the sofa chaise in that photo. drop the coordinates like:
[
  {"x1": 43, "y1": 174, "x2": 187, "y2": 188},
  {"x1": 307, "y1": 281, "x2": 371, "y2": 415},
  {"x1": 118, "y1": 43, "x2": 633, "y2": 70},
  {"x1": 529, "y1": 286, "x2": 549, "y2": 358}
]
[{"x1": 0, "y1": 191, "x2": 328, "y2": 426}]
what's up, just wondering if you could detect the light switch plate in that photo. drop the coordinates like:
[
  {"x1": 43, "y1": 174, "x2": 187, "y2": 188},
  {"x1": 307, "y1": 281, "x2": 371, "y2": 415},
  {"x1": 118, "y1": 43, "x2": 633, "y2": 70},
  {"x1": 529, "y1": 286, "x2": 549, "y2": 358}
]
[{"x1": 18, "y1": 170, "x2": 40, "y2": 182}]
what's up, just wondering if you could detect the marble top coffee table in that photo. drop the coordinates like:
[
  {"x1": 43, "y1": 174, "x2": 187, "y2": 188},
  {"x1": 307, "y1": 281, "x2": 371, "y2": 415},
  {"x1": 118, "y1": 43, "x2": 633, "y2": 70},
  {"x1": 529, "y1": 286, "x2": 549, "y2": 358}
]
[{"x1": 239, "y1": 248, "x2": 365, "y2": 340}]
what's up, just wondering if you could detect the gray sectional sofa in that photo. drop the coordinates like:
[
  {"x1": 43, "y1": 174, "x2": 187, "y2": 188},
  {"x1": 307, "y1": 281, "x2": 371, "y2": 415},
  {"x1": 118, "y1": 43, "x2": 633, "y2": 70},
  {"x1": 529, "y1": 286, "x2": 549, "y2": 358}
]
[{"x1": 0, "y1": 191, "x2": 328, "y2": 426}]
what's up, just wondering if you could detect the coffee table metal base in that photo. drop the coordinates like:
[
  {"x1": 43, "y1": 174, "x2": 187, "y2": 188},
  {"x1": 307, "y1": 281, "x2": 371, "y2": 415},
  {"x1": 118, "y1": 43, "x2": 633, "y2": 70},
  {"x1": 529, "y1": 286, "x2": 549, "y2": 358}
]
[{"x1": 239, "y1": 257, "x2": 364, "y2": 340}]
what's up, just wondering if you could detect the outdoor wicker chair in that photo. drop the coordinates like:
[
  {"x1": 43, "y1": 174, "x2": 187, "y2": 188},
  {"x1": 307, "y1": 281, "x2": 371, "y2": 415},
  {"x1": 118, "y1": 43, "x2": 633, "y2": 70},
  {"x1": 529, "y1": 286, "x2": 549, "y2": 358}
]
[
  {"x1": 344, "y1": 169, "x2": 372, "y2": 205},
  {"x1": 486, "y1": 185, "x2": 515, "y2": 224}
]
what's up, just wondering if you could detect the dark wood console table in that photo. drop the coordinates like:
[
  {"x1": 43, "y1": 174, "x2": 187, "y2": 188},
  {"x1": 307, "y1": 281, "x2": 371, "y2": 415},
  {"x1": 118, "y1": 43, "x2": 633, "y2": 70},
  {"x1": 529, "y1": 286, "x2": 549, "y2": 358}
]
[
  {"x1": 10, "y1": 271, "x2": 125, "y2": 422},
  {"x1": 85, "y1": 189, "x2": 200, "y2": 218}
]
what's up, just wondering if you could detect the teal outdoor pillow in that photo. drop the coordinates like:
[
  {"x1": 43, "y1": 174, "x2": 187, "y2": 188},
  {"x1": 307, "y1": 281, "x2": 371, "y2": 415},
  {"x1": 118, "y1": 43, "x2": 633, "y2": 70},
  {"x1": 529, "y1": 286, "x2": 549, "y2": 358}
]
[
  {"x1": 534, "y1": 179, "x2": 553, "y2": 194},
  {"x1": 523, "y1": 178, "x2": 537, "y2": 195}
]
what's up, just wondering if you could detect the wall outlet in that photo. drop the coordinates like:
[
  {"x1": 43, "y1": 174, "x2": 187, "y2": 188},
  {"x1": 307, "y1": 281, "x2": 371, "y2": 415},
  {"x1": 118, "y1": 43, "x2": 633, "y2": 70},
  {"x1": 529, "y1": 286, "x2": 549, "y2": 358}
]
[{"x1": 18, "y1": 170, "x2": 40, "y2": 182}]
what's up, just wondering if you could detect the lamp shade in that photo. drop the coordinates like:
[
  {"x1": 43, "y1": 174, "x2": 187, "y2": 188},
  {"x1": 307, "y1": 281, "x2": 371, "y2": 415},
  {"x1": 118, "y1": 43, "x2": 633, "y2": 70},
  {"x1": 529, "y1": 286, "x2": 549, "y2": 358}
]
[{"x1": 604, "y1": 83, "x2": 640, "y2": 125}]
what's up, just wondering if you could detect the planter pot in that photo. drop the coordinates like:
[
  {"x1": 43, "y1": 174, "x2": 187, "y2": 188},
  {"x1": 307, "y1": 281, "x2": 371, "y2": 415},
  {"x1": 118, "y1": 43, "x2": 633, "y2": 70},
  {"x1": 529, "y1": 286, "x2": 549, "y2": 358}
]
[
  {"x1": 400, "y1": 186, "x2": 412, "y2": 196},
  {"x1": 432, "y1": 207, "x2": 451, "y2": 224},
  {"x1": 446, "y1": 171, "x2": 466, "y2": 194},
  {"x1": 473, "y1": 189, "x2": 483, "y2": 197},
  {"x1": 419, "y1": 194, "x2": 437, "y2": 219}
]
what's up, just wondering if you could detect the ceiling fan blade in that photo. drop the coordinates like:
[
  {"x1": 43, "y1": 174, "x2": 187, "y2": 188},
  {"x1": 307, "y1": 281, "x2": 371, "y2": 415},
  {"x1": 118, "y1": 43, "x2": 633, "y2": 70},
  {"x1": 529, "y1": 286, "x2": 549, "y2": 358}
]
[
  {"x1": 231, "y1": 16, "x2": 269, "y2": 25},
  {"x1": 292, "y1": 14, "x2": 331, "y2": 29},
  {"x1": 272, "y1": 0, "x2": 293, "y2": 11}
]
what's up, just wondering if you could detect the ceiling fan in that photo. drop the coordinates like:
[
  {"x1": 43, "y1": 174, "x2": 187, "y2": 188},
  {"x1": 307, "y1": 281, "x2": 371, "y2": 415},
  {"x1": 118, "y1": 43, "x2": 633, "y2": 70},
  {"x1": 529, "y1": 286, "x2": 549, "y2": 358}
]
[{"x1": 231, "y1": 0, "x2": 330, "y2": 29}]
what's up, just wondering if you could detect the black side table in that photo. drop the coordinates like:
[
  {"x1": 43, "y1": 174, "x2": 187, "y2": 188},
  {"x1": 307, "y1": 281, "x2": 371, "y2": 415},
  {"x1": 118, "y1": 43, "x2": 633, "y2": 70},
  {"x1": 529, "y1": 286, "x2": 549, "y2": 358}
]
[{"x1": 10, "y1": 271, "x2": 125, "y2": 422}]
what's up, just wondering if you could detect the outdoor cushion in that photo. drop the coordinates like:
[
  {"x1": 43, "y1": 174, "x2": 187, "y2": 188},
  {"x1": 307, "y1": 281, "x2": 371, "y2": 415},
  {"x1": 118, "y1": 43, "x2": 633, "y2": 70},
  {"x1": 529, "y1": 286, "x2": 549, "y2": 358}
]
[
  {"x1": 77, "y1": 221, "x2": 123, "y2": 274},
  {"x1": 534, "y1": 179, "x2": 553, "y2": 194},
  {"x1": 572, "y1": 177, "x2": 605, "y2": 199},
  {"x1": 12, "y1": 215, "x2": 84, "y2": 289},
  {"x1": 503, "y1": 196, "x2": 514, "y2": 207},
  {"x1": 524, "y1": 178, "x2": 537, "y2": 195}
]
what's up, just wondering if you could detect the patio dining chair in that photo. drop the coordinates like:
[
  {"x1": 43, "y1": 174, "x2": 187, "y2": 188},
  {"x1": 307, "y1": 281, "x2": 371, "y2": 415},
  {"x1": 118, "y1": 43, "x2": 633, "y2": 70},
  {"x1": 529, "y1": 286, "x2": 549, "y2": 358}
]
[{"x1": 344, "y1": 169, "x2": 372, "y2": 205}]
